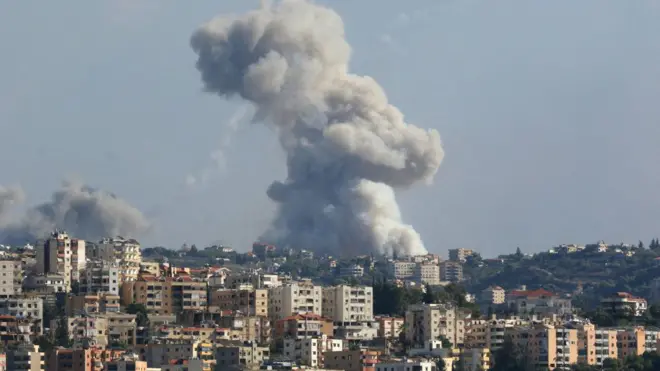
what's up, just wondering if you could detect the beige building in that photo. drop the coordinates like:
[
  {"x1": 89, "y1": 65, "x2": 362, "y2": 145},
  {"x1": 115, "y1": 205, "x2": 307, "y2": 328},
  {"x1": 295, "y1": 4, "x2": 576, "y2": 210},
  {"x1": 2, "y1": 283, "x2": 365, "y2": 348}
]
[
  {"x1": 268, "y1": 280, "x2": 322, "y2": 320},
  {"x1": 405, "y1": 303, "x2": 466, "y2": 348},
  {"x1": 105, "y1": 312, "x2": 137, "y2": 347},
  {"x1": 465, "y1": 317, "x2": 528, "y2": 351},
  {"x1": 6, "y1": 343, "x2": 44, "y2": 371},
  {"x1": 36, "y1": 231, "x2": 85, "y2": 291},
  {"x1": 376, "y1": 316, "x2": 404, "y2": 339},
  {"x1": 577, "y1": 324, "x2": 617, "y2": 366},
  {"x1": 449, "y1": 248, "x2": 475, "y2": 262},
  {"x1": 322, "y1": 285, "x2": 373, "y2": 324},
  {"x1": 92, "y1": 237, "x2": 142, "y2": 282},
  {"x1": 121, "y1": 275, "x2": 207, "y2": 315},
  {"x1": 210, "y1": 288, "x2": 268, "y2": 317},
  {"x1": 324, "y1": 349, "x2": 380, "y2": 371},
  {"x1": 481, "y1": 286, "x2": 505, "y2": 305},
  {"x1": 65, "y1": 293, "x2": 121, "y2": 315},
  {"x1": 508, "y1": 324, "x2": 578, "y2": 370},
  {"x1": 439, "y1": 261, "x2": 463, "y2": 282},
  {"x1": 0, "y1": 260, "x2": 19, "y2": 298},
  {"x1": 462, "y1": 348, "x2": 491, "y2": 371},
  {"x1": 139, "y1": 261, "x2": 160, "y2": 277},
  {"x1": 283, "y1": 336, "x2": 344, "y2": 368},
  {"x1": 389, "y1": 261, "x2": 417, "y2": 280},
  {"x1": 214, "y1": 341, "x2": 269, "y2": 369},
  {"x1": 273, "y1": 313, "x2": 333, "y2": 340},
  {"x1": 414, "y1": 263, "x2": 440, "y2": 285}
]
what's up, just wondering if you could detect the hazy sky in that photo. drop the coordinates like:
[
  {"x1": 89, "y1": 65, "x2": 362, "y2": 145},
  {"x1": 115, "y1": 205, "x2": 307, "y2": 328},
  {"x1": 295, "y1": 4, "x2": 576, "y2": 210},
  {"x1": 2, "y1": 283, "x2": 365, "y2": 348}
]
[{"x1": 1, "y1": 0, "x2": 659, "y2": 257}]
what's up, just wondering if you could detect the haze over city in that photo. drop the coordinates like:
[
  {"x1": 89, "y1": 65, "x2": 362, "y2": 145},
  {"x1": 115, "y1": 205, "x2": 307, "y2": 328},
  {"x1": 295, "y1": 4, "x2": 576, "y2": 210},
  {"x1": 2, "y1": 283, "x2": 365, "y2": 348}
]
[{"x1": 1, "y1": 0, "x2": 660, "y2": 256}]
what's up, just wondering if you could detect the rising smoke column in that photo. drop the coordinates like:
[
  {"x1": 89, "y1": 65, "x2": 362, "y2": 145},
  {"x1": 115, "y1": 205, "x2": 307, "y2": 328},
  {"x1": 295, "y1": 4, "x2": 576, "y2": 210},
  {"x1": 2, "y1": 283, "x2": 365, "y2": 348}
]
[
  {"x1": 191, "y1": 0, "x2": 444, "y2": 256},
  {"x1": 0, "y1": 180, "x2": 151, "y2": 245}
]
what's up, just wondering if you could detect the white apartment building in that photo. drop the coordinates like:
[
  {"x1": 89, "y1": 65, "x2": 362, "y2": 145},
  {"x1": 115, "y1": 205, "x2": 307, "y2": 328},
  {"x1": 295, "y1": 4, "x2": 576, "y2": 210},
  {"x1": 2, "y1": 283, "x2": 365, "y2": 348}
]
[
  {"x1": 0, "y1": 260, "x2": 17, "y2": 298},
  {"x1": 36, "y1": 231, "x2": 84, "y2": 291},
  {"x1": 389, "y1": 261, "x2": 416, "y2": 279},
  {"x1": 226, "y1": 271, "x2": 281, "y2": 289},
  {"x1": 268, "y1": 280, "x2": 322, "y2": 320},
  {"x1": 283, "y1": 336, "x2": 344, "y2": 368},
  {"x1": 405, "y1": 303, "x2": 466, "y2": 348},
  {"x1": 80, "y1": 260, "x2": 120, "y2": 295},
  {"x1": 338, "y1": 265, "x2": 364, "y2": 278},
  {"x1": 92, "y1": 237, "x2": 142, "y2": 281},
  {"x1": 322, "y1": 285, "x2": 373, "y2": 324},
  {"x1": 414, "y1": 263, "x2": 440, "y2": 285}
]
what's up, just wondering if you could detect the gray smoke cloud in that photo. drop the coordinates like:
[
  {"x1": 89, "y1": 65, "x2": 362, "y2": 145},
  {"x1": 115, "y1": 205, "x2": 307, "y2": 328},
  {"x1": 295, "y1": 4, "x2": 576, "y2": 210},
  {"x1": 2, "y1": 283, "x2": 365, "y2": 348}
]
[
  {"x1": 0, "y1": 180, "x2": 150, "y2": 245},
  {"x1": 191, "y1": 0, "x2": 444, "y2": 256}
]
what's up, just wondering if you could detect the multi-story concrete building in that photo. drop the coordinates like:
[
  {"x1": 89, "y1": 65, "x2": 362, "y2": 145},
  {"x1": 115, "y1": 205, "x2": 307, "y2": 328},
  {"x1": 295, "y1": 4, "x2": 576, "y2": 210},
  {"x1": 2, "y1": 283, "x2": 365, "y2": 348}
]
[
  {"x1": 0, "y1": 260, "x2": 19, "y2": 298},
  {"x1": 376, "y1": 360, "x2": 436, "y2": 371},
  {"x1": 80, "y1": 261, "x2": 120, "y2": 296},
  {"x1": 6, "y1": 343, "x2": 44, "y2": 371},
  {"x1": 322, "y1": 285, "x2": 373, "y2": 324},
  {"x1": 614, "y1": 326, "x2": 659, "y2": 358},
  {"x1": 48, "y1": 348, "x2": 125, "y2": 371},
  {"x1": 405, "y1": 303, "x2": 467, "y2": 348},
  {"x1": 53, "y1": 315, "x2": 109, "y2": 348},
  {"x1": 22, "y1": 274, "x2": 66, "y2": 294},
  {"x1": 0, "y1": 295, "x2": 43, "y2": 335},
  {"x1": 462, "y1": 348, "x2": 491, "y2": 371},
  {"x1": 480, "y1": 286, "x2": 505, "y2": 305},
  {"x1": 104, "y1": 355, "x2": 148, "y2": 371},
  {"x1": 389, "y1": 261, "x2": 416, "y2": 280},
  {"x1": 268, "y1": 280, "x2": 322, "y2": 320},
  {"x1": 120, "y1": 275, "x2": 207, "y2": 315},
  {"x1": 210, "y1": 288, "x2": 268, "y2": 317},
  {"x1": 324, "y1": 349, "x2": 380, "y2": 371},
  {"x1": 214, "y1": 341, "x2": 269, "y2": 369},
  {"x1": 65, "y1": 293, "x2": 121, "y2": 315},
  {"x1": 225, "y1": 271, "x2": 280, "y2": 290},
  {"x1": 273, "y1": 313, "x2": 334, "y2": 340},
  {"x1": 36, "y1": 231, "x2": 85, "y2": 291},
  {"x1": 601, "y1": 292, "x2": 648, "y2": 317},
  {"x1": 439, "y1": 261, "x2": 463, "y2": 282},
  {"x1": 465, "y1": 317, "x2": 529, "y2": 351},
  {"x1": 338, "y1": 265, "x2": 364, "y2": 278},
  {"x1": 508, "y1": 324, "x2": 578, "y2": 370},
  {"x1": 105, "y1": 312, "x2": 137, "y2": 347},
  {"x1": 414, "y1": 263, "x2": 440, "y2": 285},
  {"x1": 376, "y1": 316, "x2": 404, "y2": 339},
  {"x1": 283, "y1": 336, "x2": 344, "y2": 368},
  {"x1": 449, "y1": 248, "x2": 475, "y2": 262},
  {"x1": 506, "y1": 287, "x2": 572, "y2": 316},
  {"x1": 92, "y1": 237, "x2": 142, "y2": 282},
  {"x1": 577, "y1": 323, "x2": 618, "y2": 366}
]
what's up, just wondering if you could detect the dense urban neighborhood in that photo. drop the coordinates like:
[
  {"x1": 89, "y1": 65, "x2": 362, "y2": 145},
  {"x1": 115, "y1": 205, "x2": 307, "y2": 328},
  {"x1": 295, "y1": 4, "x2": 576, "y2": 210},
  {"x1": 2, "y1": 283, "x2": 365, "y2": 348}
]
[{"x1": 0, "y1": 233, "x2": 660, "y2": 370}]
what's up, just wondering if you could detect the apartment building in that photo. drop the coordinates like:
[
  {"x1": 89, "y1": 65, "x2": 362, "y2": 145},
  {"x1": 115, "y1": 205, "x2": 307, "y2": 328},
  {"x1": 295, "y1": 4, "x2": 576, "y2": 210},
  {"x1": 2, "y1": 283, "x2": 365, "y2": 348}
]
[
  {"x1": 322, "y1": 285, "x2": 373, "y2": 324},
  {"x1": 505, "y1": 287, "x2": 572, "y2": 315},
  {"x1": 65, "y1": 293, "x2": 121, "y2": 315},
  {"x1": 0, "y1": 295, "x2": 43, "y2": 335},
  {"x1": 215, "y1": 314, "x2": 271, "y2": 344},
  {"x1": 268, "y1": 280, "x2": 322, "y2": 320},
  {"x1": 462, "y1": 348, "x2": 491, "y2": 371},
  {"x1": 121, "y1": 275, "x2": 207, "y2": 315},
  {"x1": 449, "y1": 248, "x2": 475, "y2": 262},
  {"x1": 138, "y1": 261, "x2": 160, "y2": 277},
  {"x1": 105, "y1": 312, "x2": 137, "y2": 347},
  {"x1": 324, "y1": 349, "x2": 380, "y2": 371},
  {"x1": 210, "y1": 288, "x2": 268, "y2": 317},
  {"x1": 22, "y1": 274, "x2": 66, "y2": 294},
  {"x1": 465, "y1": 317, "x2": 528, "y2": 351},
  {"x1": 480, "y1": 286, "x2": 505, "y2": 305},
  {"x1": 283, "y1": 335, "x2": 344, "y2": 368},
  {"x1": 0, "y1": 260, "x2": 18, "y2": 298},
  {"x1": 54, "y1": 315, "x2": 109, "y2": 348},
  {"x1": 615, "y1": 326, "x2": 655, "y2": 358},
  {"x1": 36, "y1": 231, "x2": 84, "y2": 291},
  {"x1": 414, "y1": 263, "x2": 440, "y2": 285},
  {"x1": 225, "y1": 271, "x2": 280, "y2": 289},
  {"x1": 405, "y1": 304, "x2": 466, "y2": 348},
  {"x1": 389, "y1": 261, "x2": 416, "y2": 280},
  {"x1": 6, "y1": 343, "x2": 44, "y2": 371},
  {"x1": 338, "y1": 265, "x2": 364, "y2": 278},
  {"x1": 601, "y1": 292, "x2": 648, "y2": 317},
  {"x1": 48, "y1": 348, "x2": 125, "y2": 371},
  {"x1": 508, "y1": 324, "x2": 578, "y2": 370},
  {"x1": 273, "y1": 313, "x2": 333, "y2": 339},
  {"x1": 104, "y1": 356, "x2": 148, "y2": 371},
  {"x1": 376, "y1": 360, "x2": 436, "y2": 371},
  {"x1": 0, "y1": 315, "x2": 37, "y2": 345},
  {"x1": 439, "y1": 261, "x2": 463, "y2": 282},
  {"x1": 376, "y1": 316, "x2": 404, "y2": 339},
  {"x1": 79, "y1": 261, "x2": 119, "y2": 296},
  {"x1": 577, "y1": 324, "x2": 618, "y2": 366},
  {"x1": 214, "y1": 341, "x2": 269, "y2": 369},
  {"x1": 92, "y1": 237, "x2": 142, "y2": 282}
]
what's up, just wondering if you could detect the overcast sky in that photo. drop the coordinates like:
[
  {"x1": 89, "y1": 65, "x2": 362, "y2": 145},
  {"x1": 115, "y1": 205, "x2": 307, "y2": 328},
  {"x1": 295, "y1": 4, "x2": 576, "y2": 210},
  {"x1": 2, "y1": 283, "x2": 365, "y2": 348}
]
[{"x1": 1, "y1": 0, "x2": 659, "y2": 257}]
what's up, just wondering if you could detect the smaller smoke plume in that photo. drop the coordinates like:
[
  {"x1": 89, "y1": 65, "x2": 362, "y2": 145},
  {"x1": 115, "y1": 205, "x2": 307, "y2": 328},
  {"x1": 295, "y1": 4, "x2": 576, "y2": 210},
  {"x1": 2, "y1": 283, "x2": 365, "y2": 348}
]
[
  {"x1": 185, "y1": 104, "x2": 251, "y2": 189},
  {"x1": 0, "y1": 185, "x2": 25, "y2": 224},
  {"x1": 0, "y1": 180, "x2": 150, "y2": 245}
]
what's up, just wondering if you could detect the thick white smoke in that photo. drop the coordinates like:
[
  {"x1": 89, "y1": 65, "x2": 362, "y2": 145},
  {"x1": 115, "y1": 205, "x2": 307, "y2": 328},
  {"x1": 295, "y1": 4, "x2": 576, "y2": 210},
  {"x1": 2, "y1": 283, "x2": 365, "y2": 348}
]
[
  {"x1": 0, "y1": 180, "x2": 150, "y2": 245},
  {"x1": 191, "y1": 0, "x2": 444, "y2": 256}
]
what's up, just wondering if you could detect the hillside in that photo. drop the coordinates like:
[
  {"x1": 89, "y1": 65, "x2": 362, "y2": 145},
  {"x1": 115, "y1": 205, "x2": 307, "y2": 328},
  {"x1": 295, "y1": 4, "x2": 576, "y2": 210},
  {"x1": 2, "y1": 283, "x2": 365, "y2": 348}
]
[{"x1": 463, "y1": 245, "x2": 660, "y2": 309}]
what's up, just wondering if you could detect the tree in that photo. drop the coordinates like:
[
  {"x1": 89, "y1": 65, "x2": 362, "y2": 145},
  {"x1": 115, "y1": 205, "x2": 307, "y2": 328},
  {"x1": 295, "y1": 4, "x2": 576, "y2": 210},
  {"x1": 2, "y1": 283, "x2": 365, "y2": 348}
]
[
  {"x1": 515, "y1": 247, "x2": 523, "y2": 257},
  {"x1": 55, "y1": 316, "x2": 72, "y2": 347},
  {"x1": 423, "y1": 286, "x2": 435, "y2": 304},
  {"x1": 435, "y1": 358, "x2": 446, "y2": 371},
  {"x1": 126, "y1": 303, "x2": 150, "y2": 328},
  {"x1": 438, "y1": 335, "x2": 452, "y2": 349},
  {"x1": 190, "y1": 244, "x2": 198, "y2": 254},
  {"x1": 639, "y1": 240, "x2": 645, "y2": 249}
]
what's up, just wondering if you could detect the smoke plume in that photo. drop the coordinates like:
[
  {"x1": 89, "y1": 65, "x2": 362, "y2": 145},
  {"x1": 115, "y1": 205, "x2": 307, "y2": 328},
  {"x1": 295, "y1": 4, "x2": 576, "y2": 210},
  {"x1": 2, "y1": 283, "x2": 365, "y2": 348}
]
[
  {"x1": 191, "y1": 0, "x2": 444, "y2": 256},
  {"x1": 0, "y1": 180, "x2": 150, "y2": 245}
]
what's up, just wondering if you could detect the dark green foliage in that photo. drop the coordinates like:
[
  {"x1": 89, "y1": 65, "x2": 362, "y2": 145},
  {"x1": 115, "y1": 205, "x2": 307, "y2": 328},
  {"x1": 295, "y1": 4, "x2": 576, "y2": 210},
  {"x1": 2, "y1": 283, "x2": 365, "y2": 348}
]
[
  {"x1": 435, "y1": 357, "x2": 446, "y2": 371},
  {"x1": 373, "y1": 281, "x2": 424, "y2": 316},
  {"x1": 126, "y1": 303, "x2": 150, "y2": 328},
  {"x1": 569, "y1": 352, "x2": 660, "y2": 370}
]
